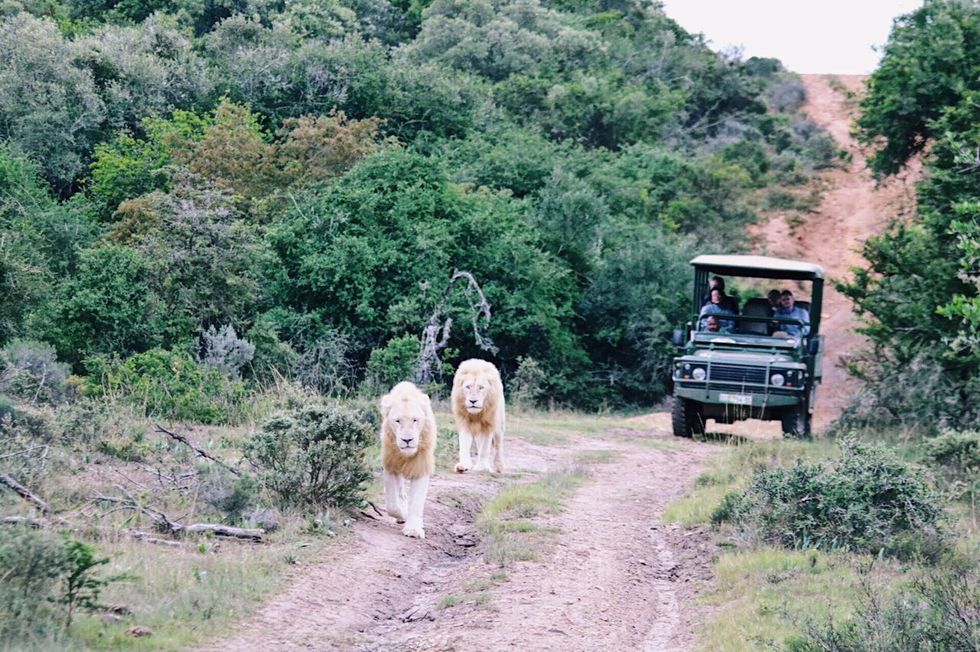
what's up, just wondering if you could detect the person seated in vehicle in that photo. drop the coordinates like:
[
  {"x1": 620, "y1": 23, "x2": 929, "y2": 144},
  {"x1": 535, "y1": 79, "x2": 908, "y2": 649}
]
[
  {"x1": 702, "y1": 276, "x2": 739, "y2": 315},
  {"x1": 699, "y1": 289, "x2": 736, "y2": 332},
  {"x1": 702, "y1": 315, "x2": 722, "y2": 333},
  {"x1": 773, "y1": 289, "x2": 810, "y2": 338},
  {"x1": 767, "y1": 289, "x2": 782, "y2": 312}
]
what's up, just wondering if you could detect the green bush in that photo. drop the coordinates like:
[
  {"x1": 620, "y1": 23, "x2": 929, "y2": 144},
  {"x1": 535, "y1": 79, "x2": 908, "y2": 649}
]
[
  {"x1": 0, "y1": 527, "x2": 114, "y2": 642},
  {"x1": 363, "y1": 334, "x2": 419, "y2": 393},
  {"x1": 243, "y1": 402, "x2": 374, "y2": 510},
  {"x1": 82, "y1": 349, "x2": 248, "y2": 424},
  {"x1": 791, "y1": 560, "x2": 979, "y2": 652},
  {"x1": 714, "y1": 438, "x2": 949, "y2": 560},
  {"x1": 920, "y1": 430, "x2": 980, "y2": 502},
  {"x1": 0, "y1": 340, "x2": 72, "y2": 404}
]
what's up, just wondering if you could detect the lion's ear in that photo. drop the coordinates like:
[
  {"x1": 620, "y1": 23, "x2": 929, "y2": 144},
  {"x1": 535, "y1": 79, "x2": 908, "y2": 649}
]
[{"x1": 379, "y1": 392, "x2": 394, "y2": 417}]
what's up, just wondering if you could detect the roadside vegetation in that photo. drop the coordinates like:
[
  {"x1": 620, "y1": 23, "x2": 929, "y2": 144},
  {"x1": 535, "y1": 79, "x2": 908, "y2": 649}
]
[{"x1": 663, "y1": 3, "x2": 980, "y2": 648}]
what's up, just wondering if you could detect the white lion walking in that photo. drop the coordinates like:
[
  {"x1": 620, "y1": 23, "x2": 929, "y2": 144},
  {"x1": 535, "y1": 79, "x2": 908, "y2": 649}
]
[
  {"x1": 379, "y1": 381, "x2": 437, "y2": 539},
  {"x1": 452, "y1": 359, "x2": 505, "y2": 474}
]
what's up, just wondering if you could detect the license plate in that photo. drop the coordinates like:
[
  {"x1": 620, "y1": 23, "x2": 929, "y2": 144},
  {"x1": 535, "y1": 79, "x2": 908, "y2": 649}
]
[{"x1": 719, "y1": 392, "x2": 753, "y2": 406}]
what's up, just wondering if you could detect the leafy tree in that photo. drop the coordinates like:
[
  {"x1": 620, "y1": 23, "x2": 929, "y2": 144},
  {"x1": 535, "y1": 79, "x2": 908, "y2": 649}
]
[
  {"x1": 42, "y1": 245, "x2": 164, "y2": 366},
  {"x1": 0, "y1": 13, "x2": 105, "y2": 190},
  {"x1": 856, "y1": 0, "x2": 980, "y2": 177},
  {"x1": 837, "y1": 4, "x2": 980, "y2": 432}
]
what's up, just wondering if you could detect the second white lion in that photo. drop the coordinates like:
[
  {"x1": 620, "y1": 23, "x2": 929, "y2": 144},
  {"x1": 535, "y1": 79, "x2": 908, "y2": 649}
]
[
  {"x1": 380, "y1": 381, "x2": 437, "y2": 539},
  {"x1": 451, "y1": 359, "x2": 505, "y2": 474}
]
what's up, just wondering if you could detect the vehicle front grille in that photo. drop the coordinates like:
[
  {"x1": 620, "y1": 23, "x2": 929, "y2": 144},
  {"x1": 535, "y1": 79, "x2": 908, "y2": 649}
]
[{"x1": 709, "y1": 364, "x2": 766, "y2": 385}]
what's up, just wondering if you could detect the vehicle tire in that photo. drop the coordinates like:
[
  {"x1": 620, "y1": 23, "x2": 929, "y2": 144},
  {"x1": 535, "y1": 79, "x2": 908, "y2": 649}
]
[
  {"x1": 672, "y1": 396, "x2": 705, "y2": 438},
  {"x1": 781, "y1": 404, "x2": 811, "y2": 439}
]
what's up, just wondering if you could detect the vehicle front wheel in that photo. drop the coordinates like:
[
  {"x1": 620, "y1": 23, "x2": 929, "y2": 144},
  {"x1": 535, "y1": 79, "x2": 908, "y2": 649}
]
[
  {"x1": 780, "y1": 404, "x2": 811, "y2": 439},
  {"x1": 672, "y1": 396, "x2": 705, "y2": 438}
]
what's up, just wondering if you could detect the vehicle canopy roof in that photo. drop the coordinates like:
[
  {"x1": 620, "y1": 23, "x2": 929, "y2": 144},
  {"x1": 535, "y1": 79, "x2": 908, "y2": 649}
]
[{"x1": 691, "y1": 255, "x2": 824, "y2": 281}]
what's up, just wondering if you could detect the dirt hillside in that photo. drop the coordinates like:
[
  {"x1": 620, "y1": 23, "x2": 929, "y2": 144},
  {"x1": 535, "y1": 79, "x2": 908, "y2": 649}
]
[{"x1": 751, "y1": 74, "x2": 920, "y2": 430}]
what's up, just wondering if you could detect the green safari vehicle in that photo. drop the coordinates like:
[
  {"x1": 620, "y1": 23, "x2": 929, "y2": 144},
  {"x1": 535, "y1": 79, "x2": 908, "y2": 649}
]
[{"x1": 671, "y1": 255, "x2": 824, "y2": 438}]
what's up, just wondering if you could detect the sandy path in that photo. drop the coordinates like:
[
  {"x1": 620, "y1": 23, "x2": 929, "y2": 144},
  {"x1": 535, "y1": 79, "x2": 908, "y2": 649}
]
[{"x1": 201, "y1": 426, "x2": 714, "y2": 652}]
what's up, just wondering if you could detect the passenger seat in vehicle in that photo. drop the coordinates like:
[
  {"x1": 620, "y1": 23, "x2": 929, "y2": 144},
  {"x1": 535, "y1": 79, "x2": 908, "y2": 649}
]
[{"x1": 741, "y1": 298, "x2": 773, "y2": 335}]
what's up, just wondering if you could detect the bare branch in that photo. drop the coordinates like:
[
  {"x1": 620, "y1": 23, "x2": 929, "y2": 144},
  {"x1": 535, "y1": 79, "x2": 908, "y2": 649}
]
[
  {"x1": 416, "y1": 269, "x2": 498, "y2": 385},
  {"x1": 0, "y1": 472, "x2": 50, "y2": 514},
  {"x1": 154, "y1": 424, "x2": 241, "y2": 477}
]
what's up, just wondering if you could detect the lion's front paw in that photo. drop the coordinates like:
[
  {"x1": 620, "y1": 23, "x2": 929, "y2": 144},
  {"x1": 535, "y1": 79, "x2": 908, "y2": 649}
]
[
  {"x1": 402, "y1": 522, "x2": 425, "y2": 539},
  {"x1": 454, "y1": 462, "x2": 471, "y2": 473}
]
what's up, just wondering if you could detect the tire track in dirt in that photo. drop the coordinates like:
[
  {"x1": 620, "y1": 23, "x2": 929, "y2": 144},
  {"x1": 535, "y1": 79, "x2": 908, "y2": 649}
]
[{"x1": 201, "y1": 427, "x2": 715, "y2": 651}]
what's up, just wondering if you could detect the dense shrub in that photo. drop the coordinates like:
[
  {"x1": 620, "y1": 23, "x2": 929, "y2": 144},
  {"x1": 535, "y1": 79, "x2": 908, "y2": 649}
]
[
  {"x1": 0, "y1": 340, "x2": 72, "y2": 404},
  {"x1": 714, "y1": 439, "x2": 949, "y2": 560},
  {"x1": 82, "y1": 349, "x2": 247, "y2": 424},
  {"x1": 243, "y1": 403, "x2": 373, "y2": 510},
  {"x1": 920, "y1": 430, "x2": 980, "y2": 502},
  {"x1": 0, "y1": 527, "x2": 114, "y2": 641},
  {"x1": 792, "y1": 560, "x2": 979, "y2": 652}
]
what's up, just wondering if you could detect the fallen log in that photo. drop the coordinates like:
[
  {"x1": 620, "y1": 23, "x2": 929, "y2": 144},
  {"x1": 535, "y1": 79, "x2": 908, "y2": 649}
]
[
  {"x1": 178, "y1": 524, "x2": 264, "y2": 541},
  {"x1": 1, "y1": 515, "x2": 46, "y2": 528},
  {"x1": 0, "y1": 473, "x2": 50, "y2": 513},
  {"x1": 96, "y1": 486, "x2": 264, "y2": 541}
]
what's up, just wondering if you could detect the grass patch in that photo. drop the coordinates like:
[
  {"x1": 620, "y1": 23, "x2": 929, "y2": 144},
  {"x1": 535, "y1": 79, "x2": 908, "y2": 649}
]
[
  {"x1": 575, "y1": 449, "x2": 620, "y2": 464},
  {"x1": 437, "y1": 594, "x2": 461, "y2": 610},
  {"x1": 479, "y1": 468, "x2": 588, "y2": 564},
  {"x1": 696, "y1": 549, "x2": 863, "y2": 651},
  {"x1": 664, "y1": 439, "x2": 836, "y2": 527}
]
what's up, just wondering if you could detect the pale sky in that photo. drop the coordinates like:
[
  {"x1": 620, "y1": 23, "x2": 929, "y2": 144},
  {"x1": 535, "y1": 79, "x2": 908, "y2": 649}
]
[{"x1": 660, "y1": 0, "x2": 924, "y2": 74}]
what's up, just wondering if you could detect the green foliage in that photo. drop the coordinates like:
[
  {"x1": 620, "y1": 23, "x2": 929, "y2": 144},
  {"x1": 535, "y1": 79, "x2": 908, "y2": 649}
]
[
  {"x1": 41, "y1": 245, "x2": 163, "y2": 366},
  {"x1": 0, "y1": 527, "x2": 116, "y2": 641},
  {"x1": 0, "y1": 526, "x2": 68, "y2": 641},
  {"x1": 82, "y1": 349, "x2": 247, "y2": 424},
  {"x1": 0, "y1": 13, "x2": 105, "y2": 190},
  {"x1": 715, "y1": 438, "x2": 948, "y2": 561},
  {"x1": 856, "y1": 0, "x2": 980, "y2": 177},
  {"x1": 920, "y1": 430, "x2": 980, "y2": 503},
  {"x1": 0, "y1": 340, "x2": 72, "y2": 404},
  {"x1": 243, "y1": 402, "x2": 374, "y2": 510},
  {"x1": 792, "y1": 561, "x2": 979, "y2": 652},
  {"x1": 364, "y1": 334, "x2": 420, "y2": 391},
  {"x1": 838, "y1": 5, "x2": 980, "y2": 433},
  {"x1": 59, "y1": 538, "x2": 111, "y2": 626}
]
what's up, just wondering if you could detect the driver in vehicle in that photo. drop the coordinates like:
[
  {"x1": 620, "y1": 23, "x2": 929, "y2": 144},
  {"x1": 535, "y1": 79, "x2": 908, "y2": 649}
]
[{"x1": 773, "y1": 290, "x2": 810, "y2": 338}]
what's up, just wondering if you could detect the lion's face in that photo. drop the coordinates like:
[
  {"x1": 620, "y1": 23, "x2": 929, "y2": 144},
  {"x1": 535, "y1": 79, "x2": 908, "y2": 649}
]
[
  {"x1": 458, "y1": 374, "x2": 492, "y2": 414},
  {"x1": 385, "y1": 400, "x2": 428, "y2": 457}
]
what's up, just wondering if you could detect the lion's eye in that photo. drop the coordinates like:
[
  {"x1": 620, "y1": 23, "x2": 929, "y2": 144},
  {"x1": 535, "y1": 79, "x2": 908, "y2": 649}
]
[{"x1": 394, "y1": 419, "x2": 401, "y2": 424}]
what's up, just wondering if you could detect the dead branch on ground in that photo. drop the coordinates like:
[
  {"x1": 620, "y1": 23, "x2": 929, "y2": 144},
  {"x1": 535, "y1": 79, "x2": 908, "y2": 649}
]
[
  {"x1": 154, "y1": 424, "x2": 241, "y2": 477},
  {"x1": 0, "y1": 472, "x2": 50, "y2": 513},
  {"x1": 94, "y1": 485, "x2": 263, "y2": 541}
]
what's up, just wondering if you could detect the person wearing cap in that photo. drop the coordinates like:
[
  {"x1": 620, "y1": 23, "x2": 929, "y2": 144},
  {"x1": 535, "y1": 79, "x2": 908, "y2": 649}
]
[{"x1": 773, "y1": 290, "x2": 810, "y2": 338}]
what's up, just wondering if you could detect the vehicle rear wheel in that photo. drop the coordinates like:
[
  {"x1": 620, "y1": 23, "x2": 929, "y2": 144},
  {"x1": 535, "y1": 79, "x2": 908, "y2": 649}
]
[
  {"x1": 781, "y1": 403, "x2": 811, "y2": 439},
  {"x1": 672, "y1": 396, "x2": 705, "y2": 438}
]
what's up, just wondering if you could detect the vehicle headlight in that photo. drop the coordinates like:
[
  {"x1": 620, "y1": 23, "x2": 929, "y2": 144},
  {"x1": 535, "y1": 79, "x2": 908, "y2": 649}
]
[
  {"x1": 692, "y1": 367, "x2": 706, "y2": 381},
  {"x1": 770, "y1": 373, "x2": 785, "y2": 387}
]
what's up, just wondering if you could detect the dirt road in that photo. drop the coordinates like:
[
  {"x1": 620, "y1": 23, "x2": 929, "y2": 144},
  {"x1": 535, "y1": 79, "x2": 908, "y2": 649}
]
[
  {"x1": 203, "y1": 75, "x2": 913, "y2": 652},
  {"x1": 205, "y1": 424, "x2": 716, "y2": 651}
]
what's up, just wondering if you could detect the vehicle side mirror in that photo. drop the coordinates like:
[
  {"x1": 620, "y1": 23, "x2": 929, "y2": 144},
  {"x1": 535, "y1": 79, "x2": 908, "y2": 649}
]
[
  {"x1": 808, "y1": 338, "x2": 820, "y2": 355},
  {"x1": 673, "y1": 328, "x2": 685, "y2": 346}
]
